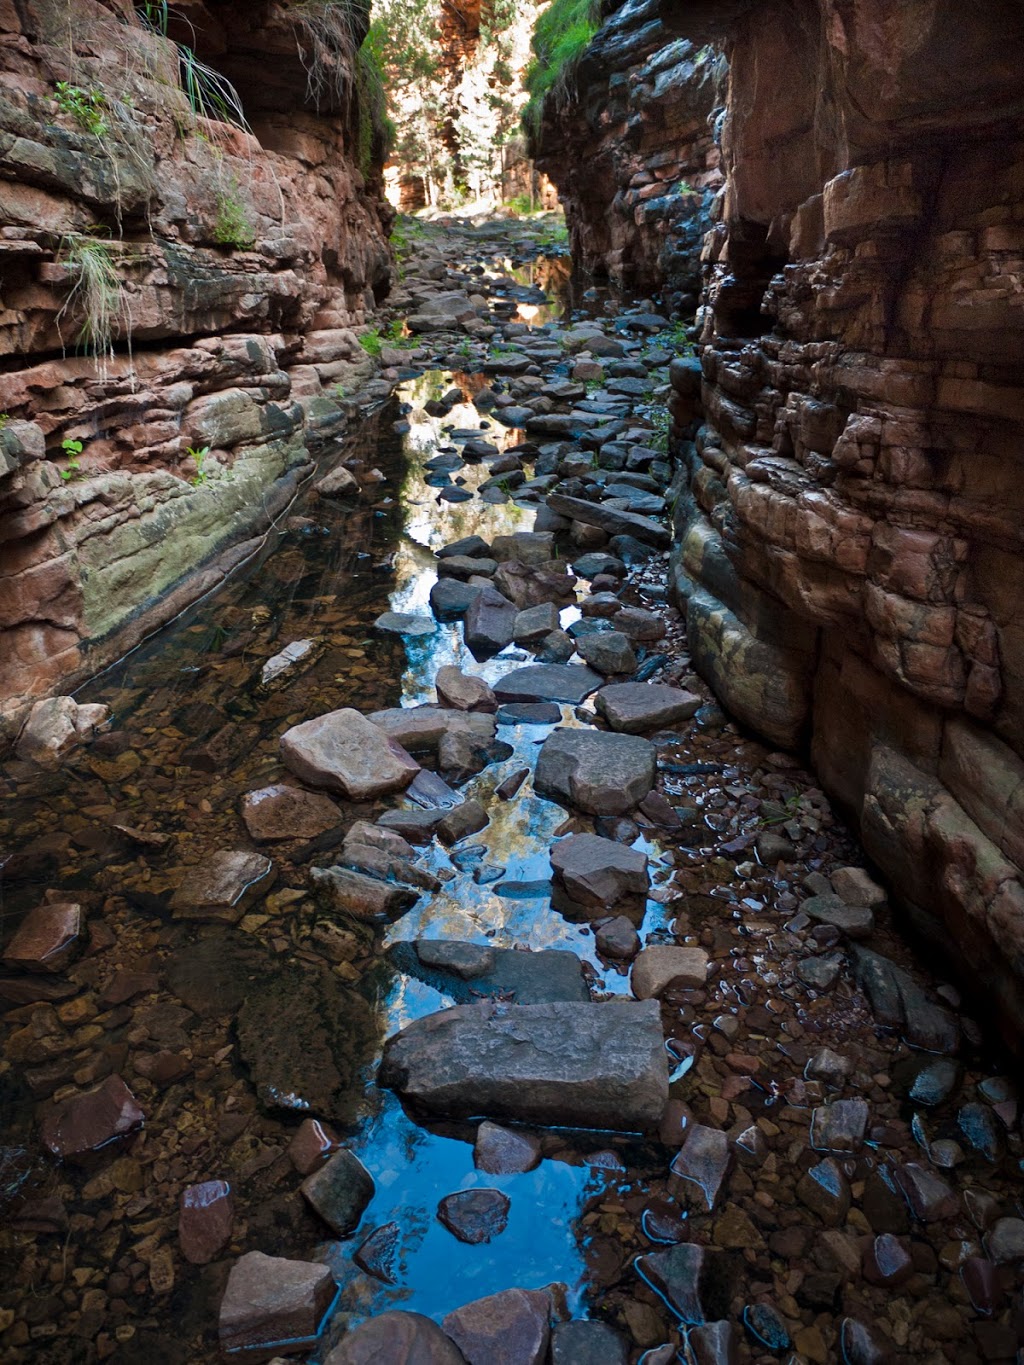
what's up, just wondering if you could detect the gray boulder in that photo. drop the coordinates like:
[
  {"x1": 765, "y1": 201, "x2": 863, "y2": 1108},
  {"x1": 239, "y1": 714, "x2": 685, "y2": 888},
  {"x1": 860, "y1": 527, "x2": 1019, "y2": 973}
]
[{"x1": 535, "y1": 729, "x2": 655, "y2": 815}]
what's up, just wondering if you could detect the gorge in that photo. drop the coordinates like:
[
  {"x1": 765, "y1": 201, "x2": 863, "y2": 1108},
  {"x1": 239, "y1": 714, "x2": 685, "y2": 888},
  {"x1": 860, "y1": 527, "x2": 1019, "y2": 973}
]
[{"x1": 1, "y1": 1, "x2": 1023, "y2": 1362}]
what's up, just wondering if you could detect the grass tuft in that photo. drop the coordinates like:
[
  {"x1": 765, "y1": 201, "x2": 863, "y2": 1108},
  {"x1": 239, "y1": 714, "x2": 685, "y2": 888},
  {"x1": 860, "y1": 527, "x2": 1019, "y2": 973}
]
[{"x1": 523, "y1": 0, "x2": 600, "y2": 137}]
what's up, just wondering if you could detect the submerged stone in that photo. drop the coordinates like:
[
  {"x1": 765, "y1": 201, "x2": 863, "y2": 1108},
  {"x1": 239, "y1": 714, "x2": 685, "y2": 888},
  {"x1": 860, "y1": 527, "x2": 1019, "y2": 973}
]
[
  {"x1": 240, "y1": 785, "x2": 341, "y2": 842},
  {"x1": 39, "y1": 1075, "x2": 145, "y2": 1163},
  {"x1": 301, "y1": 1148, "x2": 375, "y2": 1236},
  {"x1": 170, "y1": 850, "x2": 274, "y2": 922},
  {"x1": 437, "y1": 1188, "x2": 510, "y2": 1244},
  {"x1": 2, "y1": 901, "x2": 82, "y2": 974}
]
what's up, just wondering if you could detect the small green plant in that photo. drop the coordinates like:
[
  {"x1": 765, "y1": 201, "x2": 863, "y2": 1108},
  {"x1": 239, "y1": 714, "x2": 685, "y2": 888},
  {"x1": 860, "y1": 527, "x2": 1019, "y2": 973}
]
[
  {"x1": 137, "y1": 1, "x2": 170, "y2": 35},
  {"x1": 523, "y1": 0, "x2": 600, "y2": 136},
  {"x1": 358, "y1": 328, "x2": 384, "y2": 359},
  {"x1": 60, "y1": 437, "x2": 84, "y2": 481},
  {"x1": 506, "y1": 191, "x2": 536, "y2": 216},
  {"x1": 187, "y1": 445, "x2": 211, "y2": 485},
  {"x1": 213, "y1": 188, "x2": 256, "y2": 248},
  {"x1": 54, "y1": 82, "x2": 108, "y2": 137},
  {"x1": 456, "y1": 338, "x2": 473, "y2": 358},
  {"x1": 0, "y1": 413, "x2": 9, "y2": 430},
  {"x1": 331, "y1": 383, "x2": 347, "y2": 401}
]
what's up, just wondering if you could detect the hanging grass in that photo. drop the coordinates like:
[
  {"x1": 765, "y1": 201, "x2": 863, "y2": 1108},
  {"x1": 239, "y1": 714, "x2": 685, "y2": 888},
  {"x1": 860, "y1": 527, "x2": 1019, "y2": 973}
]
[
  {"x1": 55, "y1": 234, "x2": 128, "y2": 364},
  {"x1": 523, "y1": 0, "x2": 600, "y2": 136}
]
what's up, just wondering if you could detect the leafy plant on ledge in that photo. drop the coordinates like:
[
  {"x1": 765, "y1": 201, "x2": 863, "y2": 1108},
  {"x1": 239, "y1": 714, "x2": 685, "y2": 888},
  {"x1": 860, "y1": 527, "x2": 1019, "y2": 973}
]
[
  {"x1": 60, "y1": 437, "x2": 84, "y2": 481},
  {"x1": 53, "y1": 82, "x2": 109, "y2": 137},
  {"x1": 188, "y1": 445, "x2": 211, "y2": 485},
  {"x1": 213, "y1": 188, "x2": 256, "y2": 249}
]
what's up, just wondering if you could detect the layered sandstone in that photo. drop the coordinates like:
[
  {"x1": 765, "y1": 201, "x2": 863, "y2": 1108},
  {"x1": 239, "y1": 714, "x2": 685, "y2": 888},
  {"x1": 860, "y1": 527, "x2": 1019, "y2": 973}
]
[
  {"x1": 547, "y1": 0, "x2": 1024, "y2": 1043},
  {"x1": 0, "y1": 0, "x2": 392, "y2": 735},
  {"x1": 532, "y1": 0, "x2": 726, "y2": 304}
]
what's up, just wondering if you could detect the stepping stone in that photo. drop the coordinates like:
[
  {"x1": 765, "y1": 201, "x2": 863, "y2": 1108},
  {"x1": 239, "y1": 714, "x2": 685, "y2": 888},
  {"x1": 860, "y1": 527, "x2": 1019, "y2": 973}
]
[
  {"x1": 491, "y1": 531, "x2": 555, "y2": 564},
  {"x1": 631, "y1": 946, "x2": 709, "y2": 999},
  {"x1": 534, "y1": 629, "x2": 575, "y2": 663},
  {"x1": 546, "y1": 492, "x2": 670, "y2": 547},
  {"x1": 325, "y1": 1312, "x2": 465, "y2": 1365},
  {"x1": 595, "y1": 916, "x2": 641, "y2": 961},
  {"x1": 301, "y1": 1148, "x2": 375, "y2": 1235},
  {"x1": 374, "y1": 611, "x2": 436, "y2": 637},
  {"x1": 595, "y1": 682, "x2": 701, "y2": 733},
  {"x1": 635, "y1": 1242, "x2": 734, "y2": 1326},
  {"x1": 430, "y1": 578, "x2": 482, "y2": 620},
  {"x1": 493, "y1": 665, "x2": 603, "y2": 705},
  {"x1": 240, "y1": 785, "x2": 341, "y2": 842},
  {"x1": 573, "y1": 551, "x2": 625, "y2": 579},
  {"x1": 435, "y1": 665, "x2": 497, "y2": 712},
  {"x1": 513, "y1": 601, "x2": 561, "y2": 645},
  {"x1": 437, "y1": 798, "x2": 489, "y2": 845},
  {"x1": 437, "y1": 1188, "x2": 510, "y2": 1244},
  {"x1": 550, "y1": 833, "x2": 648, "y2": 911},
  {"x1": 179, "y1": 1181, "x2": 234, "y2": 1265},
  {"x1": 535, "y1": 729, "x2": 655, "y2": 815},
  {"x1": 39, "y1": 1075, "x2": 145, "y2": 1163},
  {"x1": 219, "y1": 1251, "x2": 336, "y2": 1358},
  {"x1": 376, "y1": 808, "x2": 447, "y2": 843},
  {"x1": 379, "y1": 999, "x2": 668, "y2": 1131},
  {"x1": 352, "y1": 1223, "x2": 401, "y2": 1284},
  {"x1": 443, "y1": 1288, "x2": 551, "y2": 1365},
  {"x1": 288, "y1": 1118, "x2": 340, "y2": 1176},
  {"x1": 389, "y1": 940, "x2": 589, "y2": 1005},
  {"x1": 438, "y1": 555, "x2": 498, "y2": 580},
  {"x1": 170, "y1": 850, "x2": 274, "y2": 922},
  {"x1": 369, "y1": 706, "x2": 495, "y2": 755},
  {"x1": 280, "y1": 708, "x2": 420, "y2": 800},
  {"x1": 2, "y1": 902, "x2": 82, "y2": 974},
  {"x1": 438, "y1": 535, "x2": 491, "y2": 559},
  {"x1": 465, "y1": 585, "x2": 518, "y2": 657},
  {"x1": 474, "y1": 1121, "x2": 542, "y2": 1174},
  {"x1": 576, "y1": 632, "x2": 637, "y2": 676},
  {"x1": 309, "y1": 865, "x2": 419, "y2": 923},
  {"x1": 496, "y1": 702, "x2": 562, "y2": 726},
  {"x1": 406, "y1": 769, "x2": 464, "y2": 809}
]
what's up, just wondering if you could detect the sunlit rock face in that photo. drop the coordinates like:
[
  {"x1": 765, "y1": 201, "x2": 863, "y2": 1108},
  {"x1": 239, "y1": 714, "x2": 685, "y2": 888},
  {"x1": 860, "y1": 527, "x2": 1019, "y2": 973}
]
[
  {"x1": 532, "y1": 0, "x2": 727, "y2": 305},
  {"x1": 0, "y1": 0, "x2": 392, "y2": 734},
  {"x1": 667, "y1": 0, "x2": 1024, "y2": 1044}
]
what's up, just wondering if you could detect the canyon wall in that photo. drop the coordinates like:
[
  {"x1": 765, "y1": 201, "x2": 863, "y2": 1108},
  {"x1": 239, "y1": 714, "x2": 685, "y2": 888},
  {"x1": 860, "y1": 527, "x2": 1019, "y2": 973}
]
[
  {"x1": 0, "y1": 0, "x2": 392, "y2": 736},
  {"x1": 532, "y1": 0, "x2": 727, "y2": 308},
  {"x1": 546, "y1": 0, "x2": 1024, "y2": 1044}
]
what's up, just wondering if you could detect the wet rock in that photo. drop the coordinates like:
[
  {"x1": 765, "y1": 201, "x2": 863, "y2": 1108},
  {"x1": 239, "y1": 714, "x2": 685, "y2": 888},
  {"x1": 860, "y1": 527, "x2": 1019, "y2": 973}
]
[
  {"x1": 534, "y1": 628, "x2": 575, "y2": 663},
  {"x1": 435, "y1": 666, "x2": 497, "y2": 712},
  {"x1": 831, "y1": 866, "x2": 886, "y2": 906},
  {"x1": 839, "y1": 1318, "x2": 893, "y2": 1365},
  {"x1": 496, "y1": 702, "x2": 561, "y2": 725},
  {"x1": 546, "y1": 492, "x2": 670, "y2": 547},
  {"x1": 535, "y1": 728, "x2": 655, "y2": 815},
  {"x1": 39, "y1": 1075, "x2": 145, "y2": 1163},
  {"x1": 431, "y1": 578, "x2": 483, "y2": 620},
  {"x1": 513, "y1": 602, "x2": 561, "y2": 645},
  {"x1": 636, "y1": 1243, "x2": 734, "y2": 1325},
  {"x1": 810, "y1": 1098, "x2": 869, "y2": 1152},
  {"x1": 437, "y1": 1188, "x2": 510, "y2": 1244},
  {"x1": 550, "y1": 833, "x2": 648, "y2": 911},
  {"x1": 800, "y1": 893, "x2": 874, "y2": 939},
  {"x1": 379, "y1": 999, "x2": 668, "y2": 1131},
  {"x1": 957, "y1": 1101, "x2": 1003, "y2": 1161},
  {"x1": 240, "y1": 785, "x2": 341, "y2": 842},
  {"x1": 851, "y1": 947, "x2": 959, "y2": 1053},
  {"x1": 442, "y1": 1288, "x2": 551, "y2": 1365},
  {"x1": 595, "y1": 916, "x2": 641, "y2": 960},
  {"x1": 170, "y1": 850, "x2": 274, "y2": 922},
  {"x1": 742, "y1": 1303, "x2": 790, "y2": 1353},
  {"x1": 493, "y1": 664, "x2": 603, "y2": 705},
  {"x1": 551, "y1": 1320, "x2": 628, "y2": 1364},
  {"x1": 375, "y1": 611, "x2": 437, "y2": 637},
  {"x1": 804, "y1": 1047, "x2": 853, "y2": 1086},
  {"x1": 260, "y1": 638, "x2": 324, "y2": 688},
  {"x1": 893, "y1": 1163, "x2": 958, "y2": 1222},
  {"x1": 179, "y1": 1180, "x2": 234, "y2": 1264},
  {"x1": 316, "y1": 465, "x2": 359, "y2": 497},
  {"x1": 754, "y1": 831, "x2": 797, "y2": 864},
  {"x1": 2, "y1": 901, "x2": 82, "y2": 974},
  {"x1": 576, "y1": 631, "x2": 637, "y2": 676},
  {"x1": 474, "y1": 1121, "x2": 542, "y2": 1174},
  {"x1": 686, "y1": 1321, "x2": 740, "y2": 1365},
  {"x1": 288, "y1": 1119, "x2": 340, "y2": 1176},
  {"x1": 377, "y1": 808, "x2": 448, "y2": 843},
  {"x1": 369, "y1": 707, "x2": 496, "y2": 755},
  {"x1": 352, "y1": 1222, "x2": 402, "y2": 1285},
  {"x1": 670, "y1": 1124, "x2": 732, "y2": 1212},
  {"x1": 15, "y1": 696, "x2": 109, "y2": 769},
  {"x1": 631, "y1": 945, "x2": 709, "y2": 999},
  {"x1": 301, "y1": 1148, "x2": 375, "y2": 1236},
  {"x1": 573, "y1": 551, "x2": 625, "y2": 578},
  {"x1": 309, "y1": 865, "x2": 419, "y2": 922},
  {"x1": 437, "y1": 799, "x2": 489, "y2": 846},
  {"x1": 905, "y1": 1056, "x2": 961, "y2": 1107},
  {"x1": 464, "y1": 585, "x2": 518, "y2": 657},
  {"x1": 796, "y1": 1157, "x2": 850, "y2": 1226},
  {"x1": 325, "y1": 1311, "x2": 466, "y2": 1364},
  {"x1": 961, "y1": 1256, "x2": 1003, "y2": 1314},
  {"x1": 438, "y1": 555, "x2": 499, "y2": 580},
  {"x1": 862, "y1": 1233, "x2": 912, "y2": 1287},
  {"x1": 986, "y1": 1217, "x2": 1024, "y2": 1264},
  {"x1": 280, "y1": 708, "x2": 420, "y2": 799},
  {"x1": 391, "y1": 940, "x2": 590, "y2": 1005},
  {"x1": 495, "y1": 767, "x2": 530, "y2": 800},
  {"x1": 439, "y1": 535, "x2": 491, "y2": 560},
  {"x1": 491, "y1": 531, "x2": 556, "y2": 564},
  {"x1": 796, "y1": 953, "x2": 844, "y2": 990},
  {"x1": 218, "y1": 1251, "x2": 336, "y2": 1358}
]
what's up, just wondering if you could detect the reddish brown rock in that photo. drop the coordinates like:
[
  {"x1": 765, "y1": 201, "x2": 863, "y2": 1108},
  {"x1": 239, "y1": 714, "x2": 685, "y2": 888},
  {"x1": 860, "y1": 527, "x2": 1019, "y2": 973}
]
[
  {"x1": 240, "y1": 785, "x2": 342, "y2": 842},
  {"x1": 288, "y1": 1118, "x2": 341, "y2": 1176},
  {"x1": 179, "y1": 1180, "x2": 234, "y2": 1265},
  {"x1": 219, "y1": 1250, "x2": 336, "y2": 1357},
  {"x1": 473, "y1": 1121, "x2": 542, "y2": 1175},
  {"x1": 325, "y1": 1311, "x2": 467, "y2": 1364},
  {"x1": 442, "y1": 1288, "x2": 551, "y2": 1365},
  {"x1": 169, "y1": 850, "x2": 274, "y2": 922},
  {"x1": 39, "y1": 1075, "x2": 145, "y2": 1163},
  {"x1": 2, "y1": 901, "x2": 82, "y2": 973}
]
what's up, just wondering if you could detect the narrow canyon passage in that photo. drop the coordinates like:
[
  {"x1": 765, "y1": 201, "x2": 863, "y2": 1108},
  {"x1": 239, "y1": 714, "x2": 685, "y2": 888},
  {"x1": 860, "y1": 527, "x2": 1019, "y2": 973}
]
[{"x1": 1, "y1": 1, "x2": 1023, "y2": 1363}]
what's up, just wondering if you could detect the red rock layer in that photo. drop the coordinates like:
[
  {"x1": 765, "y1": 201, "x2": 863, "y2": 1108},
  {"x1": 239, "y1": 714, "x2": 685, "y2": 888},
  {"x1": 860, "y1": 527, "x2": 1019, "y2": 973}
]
[{"x1": 0, "y1": 0, "x2": 392, "y2": 735}]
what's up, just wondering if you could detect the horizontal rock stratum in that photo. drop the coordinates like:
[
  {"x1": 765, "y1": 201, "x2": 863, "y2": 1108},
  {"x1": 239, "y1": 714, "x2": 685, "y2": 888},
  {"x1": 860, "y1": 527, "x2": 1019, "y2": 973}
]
[{"x1": 379, "y1": 999, "x2": 670, "y2": 1131}]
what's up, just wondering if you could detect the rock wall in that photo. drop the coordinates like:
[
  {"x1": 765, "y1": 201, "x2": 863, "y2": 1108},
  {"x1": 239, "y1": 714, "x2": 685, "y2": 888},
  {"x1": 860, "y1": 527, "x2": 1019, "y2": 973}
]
[
  {"x1": 0, "y1": 0, "x2": 392, "y2": 736},
  {"x1": 532, "y1": 0, "x2": 727, "y2": 307},
  {"x1": 548, "y1": 0, "x2": 1024, "y2": 1044}
]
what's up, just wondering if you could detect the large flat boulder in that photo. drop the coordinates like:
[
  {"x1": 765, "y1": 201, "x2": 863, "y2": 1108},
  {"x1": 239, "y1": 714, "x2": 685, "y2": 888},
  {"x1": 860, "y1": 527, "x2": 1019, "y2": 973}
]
[
  {"x1": 492, "y1": 665, "x2": 603, "y2": 705},
  {"x1": 368, "y1": 707, "x2": 495, "y2": 755},
  {"x1": 546, "y1": 492, "x2": 670, "y2": 547},
  {"x1": 326, "y1": 1311, "x2": 467, "y2": 1364},
  {"x1": 549, "y1": 834, "x2": 649, "y2": 911},
  {"x1": 170, "y1": 850, "x2": 274, "y2": 922},
  {"x1": 443, "y1": 1288, "x2": 551, "y2": 1365},
  {"x1": 219, "y1": 1251, "x2": 336, "y2": 1358},
  {"x1": 595, "y1": 683, "x2": 701, "y2": 733},
  {"x1": 388, "y1": 940, "x2": 590, "y2": 1004},
  {"x1": 280, "y1": 708, "x2": 420, "y2": 800},
  {"x1": 379, "y1": 999, "x2": 668, "y2": 1131},
  {"x1": 535, "y1": 729, "x2": 656, "y2": 815}
]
